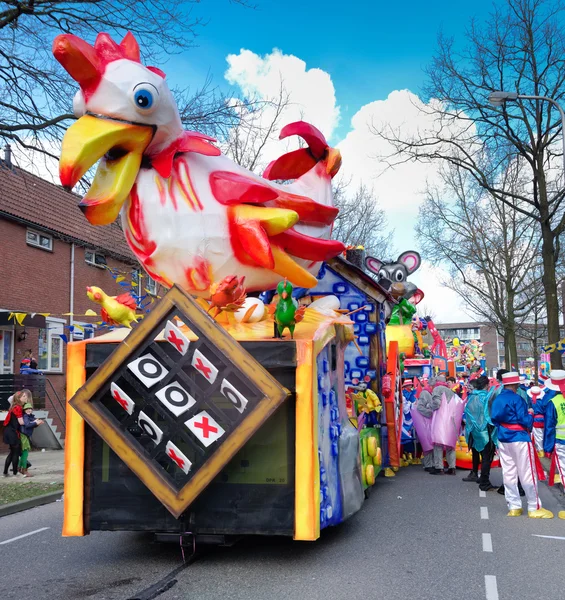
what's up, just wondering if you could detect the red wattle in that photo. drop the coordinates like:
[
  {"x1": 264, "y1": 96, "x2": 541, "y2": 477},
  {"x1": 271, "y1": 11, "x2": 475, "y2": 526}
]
[
  {"x1": 271, "y1": 229, "x2": 345, "y2": 262},
  {"x1": 210, "y1": 171, "x2": 278, "y2": 205}
]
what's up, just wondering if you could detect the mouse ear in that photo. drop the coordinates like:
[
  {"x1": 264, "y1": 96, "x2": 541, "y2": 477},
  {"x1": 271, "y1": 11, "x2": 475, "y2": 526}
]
[
  {"x1": 397, "y1": 251, "x2": 421, "y2": 274},
  {"x1": 365, "y1": 256, "x2": 383, "y2": 275}
]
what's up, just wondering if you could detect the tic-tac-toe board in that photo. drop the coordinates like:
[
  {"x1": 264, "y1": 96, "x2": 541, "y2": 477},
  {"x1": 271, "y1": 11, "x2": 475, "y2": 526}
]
[{"x1": 69, "y1": 285, "x2": 289, "y2": 518}]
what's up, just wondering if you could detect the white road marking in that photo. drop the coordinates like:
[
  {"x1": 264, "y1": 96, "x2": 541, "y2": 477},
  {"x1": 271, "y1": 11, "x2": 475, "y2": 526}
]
[
  {"x1": 480, "y1": 506, "x2": 489, "y2": 520},
  {"x1": 0, "y1": 527, "x2": 50, "y2": 545},
  {"x1": 482, "y1": 533, "x2": 493, "y2": 552},
  {"x1": 479, "y1": 490, "x2": 487, "y2": 498},
  {"x1": 485, "y1": 575, "x2": 499, "y2": 600},
  {"x1": 532, "y1": 534, "x2": 565, "y2": 540}
]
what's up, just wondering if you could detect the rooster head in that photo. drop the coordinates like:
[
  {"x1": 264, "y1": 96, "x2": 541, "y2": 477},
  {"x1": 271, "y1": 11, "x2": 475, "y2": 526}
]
[
  {"x1": 53, "y1": 32, "x2": 217, "y2": 226},
  {"x1": 86, "y1": 285, "x2": 105, "y2": 303}
]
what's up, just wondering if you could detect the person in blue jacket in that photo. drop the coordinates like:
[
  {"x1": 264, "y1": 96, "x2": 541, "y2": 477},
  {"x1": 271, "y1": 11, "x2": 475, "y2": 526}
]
[
  {"x1": 543, "y1": 370, "x2": 565, "y2": 519},
  {"x1": 490, "y1": 372, "x2": 553, "y2": 518}
]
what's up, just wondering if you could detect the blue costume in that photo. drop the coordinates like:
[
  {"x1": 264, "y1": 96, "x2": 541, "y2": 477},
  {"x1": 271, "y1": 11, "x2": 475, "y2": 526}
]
[
  {"x1": 491, "y1": 387, "x2": 544, "y2": 514},
  {"x1": 401, "y1": 388, "x2": 417, "y2": 453},
  {"x1": 491, "y1": 388, "x2": 533, "y2": 443}
]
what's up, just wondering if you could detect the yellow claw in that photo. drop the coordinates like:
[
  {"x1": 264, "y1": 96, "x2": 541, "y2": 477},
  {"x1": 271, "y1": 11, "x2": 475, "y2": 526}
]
[{"x1": 271, "y1": 245, "x2": 318, "y2": 289}]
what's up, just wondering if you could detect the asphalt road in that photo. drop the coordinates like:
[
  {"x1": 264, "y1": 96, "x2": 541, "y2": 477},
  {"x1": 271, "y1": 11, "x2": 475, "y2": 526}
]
[{"x1": 1, "y1": 466, "x2": 565, "y2": 600}]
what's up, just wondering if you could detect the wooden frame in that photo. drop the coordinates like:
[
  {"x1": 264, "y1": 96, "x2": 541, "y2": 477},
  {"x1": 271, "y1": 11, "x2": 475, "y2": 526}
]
[{"x1": 69, "y1": 285, "x2": 289, "y2": 518}]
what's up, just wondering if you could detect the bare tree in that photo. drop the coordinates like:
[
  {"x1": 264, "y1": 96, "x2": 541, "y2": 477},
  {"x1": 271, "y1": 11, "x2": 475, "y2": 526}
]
[
  {"x1": 0, "y1": 0, "x2": 250, "y2": 159},
  {"x1": 416, "y1": 162, "x2": 543, "y2": 368},
  {"x1": 372, "y1": 0, "x2": 565, "y2": 367},
  {"x1": 218, "y1": 81, "x2": 293, "y2": 172},
  {"x1": 331, "y1": 182, "x2": 394, "y2": 258}
]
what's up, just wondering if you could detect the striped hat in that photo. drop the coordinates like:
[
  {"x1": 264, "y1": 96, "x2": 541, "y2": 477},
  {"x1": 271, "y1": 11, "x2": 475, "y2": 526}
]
[{"x1": 501, "y1": 372, "x2": 520, "y2": 386}]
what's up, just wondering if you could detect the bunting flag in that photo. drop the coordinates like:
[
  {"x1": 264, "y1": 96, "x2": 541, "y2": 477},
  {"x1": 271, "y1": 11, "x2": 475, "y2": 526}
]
[
  {"x1": 3, "y1": 264, "x2": 161, "y2": 344},
  {"x1": 543, "y1": 338, "x2": 565, "y2": 353}
]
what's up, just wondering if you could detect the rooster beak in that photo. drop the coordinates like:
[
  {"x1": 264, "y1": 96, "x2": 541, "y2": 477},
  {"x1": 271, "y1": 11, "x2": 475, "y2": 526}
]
[
  {"x1": 325, "y1": 147, "x2": 342, "y2": 177},
  {"x1": 282, "y1": 291, "x2": 288, "y2": 299},
  {"x1": 59, "y1": 115, "x2": 154, "y2": 225}
]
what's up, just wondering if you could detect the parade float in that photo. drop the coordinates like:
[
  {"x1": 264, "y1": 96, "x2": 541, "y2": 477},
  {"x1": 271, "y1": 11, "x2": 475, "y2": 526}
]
[
  {"x1": 308, "y1": 250, "x2": 400, "y2": 473},
  {"x1": 446, "y1": 337, "x2": 486, "y2": 374},
  {"x1": 55, "y1": 31, "x2": 398, "y2": 543}
]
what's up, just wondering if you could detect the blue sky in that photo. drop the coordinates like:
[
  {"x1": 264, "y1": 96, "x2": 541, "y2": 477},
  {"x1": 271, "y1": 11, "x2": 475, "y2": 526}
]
[{"x1": 171, "y1": 0, "x2": 496, "y2": 140}]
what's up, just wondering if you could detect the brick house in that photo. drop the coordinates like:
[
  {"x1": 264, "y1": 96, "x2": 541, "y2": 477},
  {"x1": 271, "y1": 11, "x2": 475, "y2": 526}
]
[{"x1": 0, "y1": 153, "x2": 162, "y2": 439}]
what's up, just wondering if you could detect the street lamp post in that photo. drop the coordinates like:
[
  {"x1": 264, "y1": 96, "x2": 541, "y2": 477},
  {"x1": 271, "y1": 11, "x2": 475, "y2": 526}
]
[{"x1": 488, "y1": 91, "x2": 565, "y2": 176}]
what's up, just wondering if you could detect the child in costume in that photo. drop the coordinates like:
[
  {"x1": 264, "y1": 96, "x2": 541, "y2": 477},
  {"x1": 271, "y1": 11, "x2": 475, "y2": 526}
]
[
  {"x1": 491, "y1": 372, "x2": 552, "y2": 518},
  {"x1": 401, "y1": 380, "x2": 416, "y2": 459},
  {"x1": 18, "y1": 401, "x2": 44, "y2": 477}
]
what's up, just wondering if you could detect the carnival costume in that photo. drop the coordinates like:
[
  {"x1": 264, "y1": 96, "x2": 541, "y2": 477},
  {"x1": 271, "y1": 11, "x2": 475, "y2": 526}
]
[
  {"x1": 491, "y1": 372, "x2": 553, "y2": 518},
  {"x1": 463, "y1": 388, "x2": 497, "y2": 490},
  {"x1": 412, "y1": 390, "x2": 435, "y2": 470},
  {"x1": 542, "y1": 370, "x2": 565, "y2": 519},
  {"x1": 529, "y1": 385, "x2": 552, "y2": 456},
  {"x1": 429, "y1": 377, "x2": 464, "y2": 474}
]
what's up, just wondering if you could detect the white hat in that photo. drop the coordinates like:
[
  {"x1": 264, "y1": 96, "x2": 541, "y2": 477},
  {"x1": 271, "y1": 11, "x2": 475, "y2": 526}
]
[
  {"x1": 544, "y1": 370, "x2": 565, "y2": 391},
  {"x1": 527, "y1": 386, "x2": 544, "y2": 398},
  {"x1": 502, "y1": 372, "x2": 521, "y2": 386}
]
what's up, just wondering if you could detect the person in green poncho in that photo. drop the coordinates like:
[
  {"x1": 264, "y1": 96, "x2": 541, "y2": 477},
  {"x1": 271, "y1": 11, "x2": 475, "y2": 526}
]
[{"x1": 462, "y1": 375, "x2": 497, "y2": 491}]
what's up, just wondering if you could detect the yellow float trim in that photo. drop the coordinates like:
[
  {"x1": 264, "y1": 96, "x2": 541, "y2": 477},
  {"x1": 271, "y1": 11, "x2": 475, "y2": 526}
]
[
  {"x1": 62, "y1": 341, "x2": 87, "y2": 537},
  {"x1": 294, "y1": 339, "x2": 319, "y2": 541}
]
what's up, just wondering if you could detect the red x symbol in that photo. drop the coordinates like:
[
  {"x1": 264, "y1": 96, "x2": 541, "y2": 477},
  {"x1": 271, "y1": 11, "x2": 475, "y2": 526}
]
[
  {"x1": 112, "y1": 389, "x2": 129, "y2": 411},
  {"x1": 168, "y1": 448, "x2": 185, "y2": 469},
  {"x1": 194, "y1": 416, "x2": 218, "y2": 438},
  {"x1": 194, "y1": 357, "x2": 212, "y2": 379},
  {"x1": 167, "y1": 329, "x2": 185, "y2": 353}
]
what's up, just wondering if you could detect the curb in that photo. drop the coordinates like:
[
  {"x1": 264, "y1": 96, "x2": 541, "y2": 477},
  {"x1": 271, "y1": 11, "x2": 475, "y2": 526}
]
[{"x1": 0, "y1": 490, "x2": 63, "y2": 518}]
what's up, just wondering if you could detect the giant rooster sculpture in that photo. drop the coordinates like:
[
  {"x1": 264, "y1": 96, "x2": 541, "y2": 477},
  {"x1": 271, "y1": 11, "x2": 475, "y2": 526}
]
[{"x1": 53, "y1": 32, "x2": 345, "y2": 295}]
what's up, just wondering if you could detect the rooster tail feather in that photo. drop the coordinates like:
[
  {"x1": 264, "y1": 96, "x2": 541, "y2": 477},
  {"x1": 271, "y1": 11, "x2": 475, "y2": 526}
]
[{"x1": 263, "y1": 121, "x2": 341, "y2": 181}]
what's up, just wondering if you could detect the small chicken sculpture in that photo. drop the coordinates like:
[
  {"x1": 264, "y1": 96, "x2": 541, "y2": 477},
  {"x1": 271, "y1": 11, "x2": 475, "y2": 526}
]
[
  {"x1": 274, "y1": 279, "x2": 306, "y2": 339},
  {"x1": 86, "y1": 286, "x2": 139, "y2": 328},
  {"x1": 208, "y1": 275, "x2": 247, "y2": 317},
  {"x1": 53, "y1": 32, "x2": 345, "y2": 297}
]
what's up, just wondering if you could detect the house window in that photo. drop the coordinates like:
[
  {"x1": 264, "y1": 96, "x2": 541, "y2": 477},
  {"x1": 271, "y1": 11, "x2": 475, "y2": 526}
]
[
  {"x1": 146, "y1": 276, "x2": 158, "y2": 296},
  {"x1": 133, "y1": 269, "x2": 158, "y2": 296},
  {"x1": 38, "y1": 319, "x2": 65, "y2": 373},
  {"x1": 26, "y1": 228, "x2": 53, "y2": 251},
  {"x1": 85, "y1": 249, "x2": 107, "y2": 268}
]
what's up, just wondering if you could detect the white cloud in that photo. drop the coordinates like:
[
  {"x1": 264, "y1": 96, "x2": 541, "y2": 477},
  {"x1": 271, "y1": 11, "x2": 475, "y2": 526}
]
[{"x1": 225, "y1": 49, "x2": 340, "y2": 138}]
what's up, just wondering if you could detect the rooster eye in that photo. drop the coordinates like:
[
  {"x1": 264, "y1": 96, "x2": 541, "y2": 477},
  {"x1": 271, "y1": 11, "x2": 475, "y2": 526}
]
[{"x1": 134, "y1": 88, "x2": 154, "y2": 109}]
